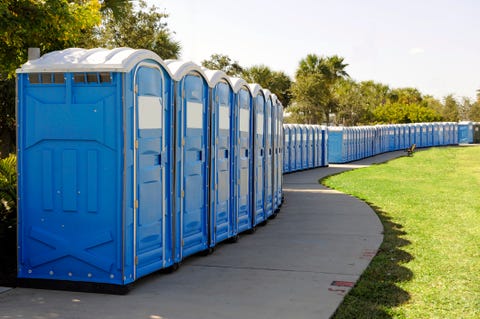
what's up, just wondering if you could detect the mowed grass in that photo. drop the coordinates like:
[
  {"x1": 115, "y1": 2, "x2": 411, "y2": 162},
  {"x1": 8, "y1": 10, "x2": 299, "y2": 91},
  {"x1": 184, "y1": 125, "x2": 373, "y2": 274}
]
[{"x1": 323, "y1": 146, "x2": 480, "y2": 319}]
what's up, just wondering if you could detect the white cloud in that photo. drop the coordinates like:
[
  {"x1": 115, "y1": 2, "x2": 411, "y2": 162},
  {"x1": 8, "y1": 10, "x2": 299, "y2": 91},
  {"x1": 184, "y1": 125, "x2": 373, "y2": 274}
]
[{"x1": 409, "y1": 47, "x2": 425, "y2": 55}]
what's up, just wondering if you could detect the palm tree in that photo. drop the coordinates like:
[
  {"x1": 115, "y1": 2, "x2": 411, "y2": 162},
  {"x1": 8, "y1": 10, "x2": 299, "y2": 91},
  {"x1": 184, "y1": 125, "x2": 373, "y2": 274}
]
[{"x1": 293, "y1": 54, "x2": 349, "y2": 125}]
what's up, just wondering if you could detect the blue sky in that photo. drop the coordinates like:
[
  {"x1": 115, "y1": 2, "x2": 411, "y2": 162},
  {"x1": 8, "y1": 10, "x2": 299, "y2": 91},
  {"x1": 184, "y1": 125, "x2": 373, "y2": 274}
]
[{"x1": 152, "y1": 0, "x2": 480, "y2": 100}]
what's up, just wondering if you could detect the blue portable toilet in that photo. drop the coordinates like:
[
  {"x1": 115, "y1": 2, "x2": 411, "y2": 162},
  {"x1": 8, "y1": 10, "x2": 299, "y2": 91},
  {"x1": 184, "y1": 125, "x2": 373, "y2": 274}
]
[
  {"x1": 230, "y1": 77, "x2": 253, "y2": 233},
  {"x1": 405, "y1": 124, "x2": 412, "y2": 146},
  {"x1": 415, "y1": 124, "x2": 421, "y2": 147},
  {"x1": 458, "y1": 121, "x2": 473, "y2": 144},
  {"x1": 283, "y1": 124, "x2": 291, "y2": 173},
  {"x1": 321, "y1": 126, "x2": 328, "y2": 166},
  {"x1": 420, "y1": 123, "x2": 428, "y2": 147},
  {"x1": 432, "y1": 123, "x2": 439, "y2": 146},
  {"x1": 167, "y1": 61, "x2": 210, "y2": 259},
  {"x1": 313, "y1": 125, "x2": 321, "y2": 167},
  {"x1": 273, "y1": 95, "x2": 284, "y2": 208},
  {"x1": 203, "y1": 69, "x2": 236, "y2": 246},
  {"x1": 307, "y1": 125, "x2": 315, "y2": 168},
  {"x1": 398, "y1": 125, "x2": 405, "y2": 149},
  {"x1": 263, "y1": 89, "x2": 274, "y2": 218},
  {"x1": 249, "y1": 84, "x2": 267, "y2": 226},
  {"x1": 388, "y1": 125, "x2": 396, "y2": 151},
  {"x1": 328, "y1": 127, "x2": 345, "y2": 163},
  {"x1": 17, "y1": 48, "x2": 175, "y2": 287},
  {"x1": 294, "y1": 124, "x2": 303, "y2": 171},
  {"x1": 288, "y1": 124, "x2": 297, "y2": 172},
  {"x1": 444, "y1": 123, "x2": 451, "y2": 145},
  {"x1": 453, "y1": 122, "x2": 459, "y2": 144},
  {"x1": 427, "y1": 123, "x2": 434, "y2": 146},
  {"x1": 299, "y1": 125, "x2": 307, "y2": 169},
  {"x1": 438, "y1": 123, "x2": 445, "y2": 145}
]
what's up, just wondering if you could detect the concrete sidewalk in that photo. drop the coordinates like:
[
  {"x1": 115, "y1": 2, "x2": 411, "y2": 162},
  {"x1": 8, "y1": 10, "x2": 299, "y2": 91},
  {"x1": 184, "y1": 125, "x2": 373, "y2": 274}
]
[{"x1": 0, "y1": 151, "x2": 405, "y2": 319}]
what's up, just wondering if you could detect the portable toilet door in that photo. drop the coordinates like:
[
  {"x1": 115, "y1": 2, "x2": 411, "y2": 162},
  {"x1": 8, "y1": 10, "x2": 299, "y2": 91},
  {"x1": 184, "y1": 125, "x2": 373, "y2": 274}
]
[
  {"x1": 438, "y1": 123, "x2": 445, "y2": 146},
  {"x1": 301, "y1": 125, "x2": 308, "y2": 169},
  {"x1": 307, "y1": 126, "x2": 314, "y2": 168},
  {"x1": 263, "y1": 89, "x2": 274, "y2": 218},
  {"x1": 168, "y1": 61, "x2": 209, "y2": 260},
  {"x1": 203, "y1": 69, "x2": 235, "y2": 247},
  {"x1": 249, "y1": 84, "x2": 266, "y2": 226},
  {"x1": 313, "y1": 125, "x2": 321, "y2": 167},
  {"x1": 231, "y1": 77, "x2": 253, "y2": 233},
  {"x1": 274, "y1": 96, "x2": 284, "y2": 208},
  {"x1": 271, "y1": 96, "x2": 279, "y2": 209},
  {"x1": 432, "y1": 123, "x2": 439, "y2": 146},
  {"x1": 288, "y1": 124, "x2": 296, "y2": 172},
  {"x1": 16, "y1": 48, "x2": 174, "y2": 287},
  {"x1": 295, "y1": 125, "x2": 302, "y2": 170},
  {"x1": 321, "y1": 126, "x2": 328, "y2": 166},
  {"x1": 327, "y1": 127, "x2": 343, "y2": 163},
  {"x1": 283, "y1": 124, "x2": 291, "y2": 173}
]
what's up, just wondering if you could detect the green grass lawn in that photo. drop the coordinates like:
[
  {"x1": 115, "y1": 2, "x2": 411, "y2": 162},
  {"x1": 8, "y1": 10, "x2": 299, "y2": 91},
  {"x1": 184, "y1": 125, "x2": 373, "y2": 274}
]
[{"x1": 323, "y1": 146, "x2": 480, "y2": 319}]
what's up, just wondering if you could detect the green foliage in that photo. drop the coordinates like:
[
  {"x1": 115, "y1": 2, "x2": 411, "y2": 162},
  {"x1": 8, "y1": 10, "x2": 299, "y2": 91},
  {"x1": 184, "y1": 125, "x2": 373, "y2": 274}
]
[
  {"x1": 441, "y1": 94, "x2": 460, "y2": 121},
  {"x1": 242, "y1": 65, "x2": 292, "y2": 106},
  {"x1": 373, "y1": 101, "x2": 442, "y2": 124},
  {"x1": 0, "y1": 78, "x2": 16, "y2": 157},
  {"x1": 291, "y1": 53, "x2": 349, "y2": 125},
  {"x1": 468, "y1": 94, "x2": 480, "y2": 121},
  {"x1": 325, "y1": 147, "x2": 480, "y2": 318},
  {"x1": 290, "y1": 73, "x2": 329, "y2": 124},
  {"x1": 99, "y1": 0, "x2": 130, "y2": 20},
  {"x1": 335, "y1": 79, "x2": 389, "y2": 125},
  {"x1": 0, "y1": 154, "x2": 16, "y2": 228},
  {"x1": 96, "y1": 0, "x2": 180, "y2": 59},
  {"x1": 0, "y1": 0, "x2": 102, "y2": 78},
  {"x1": 201, "y1": 53, "x2": 244, "y2": 77}
]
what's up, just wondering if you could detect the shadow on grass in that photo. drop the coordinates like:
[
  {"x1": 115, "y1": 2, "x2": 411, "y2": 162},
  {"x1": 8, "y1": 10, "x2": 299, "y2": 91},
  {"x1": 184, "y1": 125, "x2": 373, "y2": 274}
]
[{"x1": 332, "y1": 203, "x2": 413, "y2": 319}]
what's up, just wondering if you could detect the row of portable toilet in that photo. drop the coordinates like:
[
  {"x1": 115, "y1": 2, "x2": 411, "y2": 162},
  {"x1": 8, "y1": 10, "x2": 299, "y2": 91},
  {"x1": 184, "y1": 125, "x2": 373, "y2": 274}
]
[
  {"x1": 328, "y1": 123, "x2": 459, "y2": 163},
  {"x1": 16, "y1": 48, "x2": 283, "y2": 289},
  {"x1": 282, "y1": 124, "x2": 328, "y2": 173}
]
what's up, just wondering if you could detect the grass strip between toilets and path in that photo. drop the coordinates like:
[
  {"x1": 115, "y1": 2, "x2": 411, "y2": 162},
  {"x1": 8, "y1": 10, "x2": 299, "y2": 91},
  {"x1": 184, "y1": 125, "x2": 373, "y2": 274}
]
[{"x1": 323, "y1": 146, "x2": 480, "y2": 319}]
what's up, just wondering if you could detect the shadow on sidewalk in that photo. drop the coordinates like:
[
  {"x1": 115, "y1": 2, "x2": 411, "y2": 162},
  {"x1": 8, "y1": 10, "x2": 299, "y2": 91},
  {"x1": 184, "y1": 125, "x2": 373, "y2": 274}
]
[{"x1": 331, "y1": 203, "x2": 413, "y2": 319}]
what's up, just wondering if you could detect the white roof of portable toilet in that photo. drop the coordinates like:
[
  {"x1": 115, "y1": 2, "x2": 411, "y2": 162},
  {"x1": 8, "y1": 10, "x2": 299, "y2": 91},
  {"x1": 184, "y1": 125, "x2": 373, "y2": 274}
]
[
  {"x1": 262, "y1": 89, "x2": 272, "y2": 100},
  {"x1": 16, "y1": 47, "x2": 170, "y2": 74},
  {"x1": 166, "y1": 60, "x2": 208, "y2": 82},
  {"x1": 229, "y1": 77, "x2": 249, "y2": 93},
  {"x1": 202, "y1": 68, "x2": 233, "y2": 89},
  {"x1": 248, "y1": 83, "x2": 263, "y2": 97}
]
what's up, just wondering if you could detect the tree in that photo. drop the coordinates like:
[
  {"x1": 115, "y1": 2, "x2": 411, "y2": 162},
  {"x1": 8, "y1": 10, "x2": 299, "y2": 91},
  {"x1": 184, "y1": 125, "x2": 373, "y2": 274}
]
[
  {"x1": 291, "y1": 54, "x2": 349, "y2": 125},
  {"x1": 468, "y1": 92, "x2": 480, "y2": 121},
  {"x1": 458, "y1": 97, "x2": 472, "y2": 121},
  {"x1": 242, "y1": 65, "x2": 292, "y2": 106},
  {"x1": 335, "y1": 79, "x2": 390, "y2": 125},
  {"x1": 100, "y1": 0, "x2": 130, "y2": 20},
  {"x1": 201, "y1": 54, "x2": 244, "y2": 77},
  {"x1": 97, "y1": 0, "x2": 181, "y2": 59},
  {"x1": 373, "y1": 102, "x2": 442, "y2": 123},
  {"x1": 388, "y1": 87, "x2": 423, "y2": 105},
  {"x1": 441, "y1": 94, "x2": 460, "y2": 122},
  {"x1": 289, "y1": 73, "x2": 329, "y2": 124},
  {"x1": 0, "y1": 0, "x2": 102, "y2": 78}
]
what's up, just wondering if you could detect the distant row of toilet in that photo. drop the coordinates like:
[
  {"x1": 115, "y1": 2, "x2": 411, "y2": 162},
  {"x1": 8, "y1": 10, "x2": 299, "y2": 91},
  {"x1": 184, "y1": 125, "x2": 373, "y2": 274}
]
[
  {"x1": 282, "y1": 124, "x2": 328, "y2": 173},
  {"x1": 16, "y1": 48, "x2": 283, "y2": 288},
  {"x1": 326, "y1": 123, "x2": 459, "y2": 163}
]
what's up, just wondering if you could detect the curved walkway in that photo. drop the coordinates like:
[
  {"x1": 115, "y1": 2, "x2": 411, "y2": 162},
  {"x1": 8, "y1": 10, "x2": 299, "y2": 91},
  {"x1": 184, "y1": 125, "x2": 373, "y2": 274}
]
[{"x1": 0, "y1": 151, "x2": 405, "y2": 319}]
